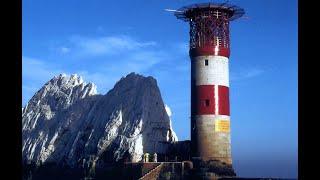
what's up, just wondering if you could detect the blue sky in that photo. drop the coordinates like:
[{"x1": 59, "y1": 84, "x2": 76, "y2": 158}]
[{"x1": 22, "y1": 0, "x2": 297, "y2": 178}]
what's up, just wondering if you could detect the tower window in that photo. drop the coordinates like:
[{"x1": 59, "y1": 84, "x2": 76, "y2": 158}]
[
  {"x1": 205, "y1": 99, "x2": 210, "y2": 107},
  {"x1": 205, "y1": 59, "x2": 208, "y2": 66}
]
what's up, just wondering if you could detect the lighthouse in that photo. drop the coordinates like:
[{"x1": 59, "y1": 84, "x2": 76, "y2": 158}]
[{"x1": 174, "y1": 3, "x2": 244, "y2": 165}]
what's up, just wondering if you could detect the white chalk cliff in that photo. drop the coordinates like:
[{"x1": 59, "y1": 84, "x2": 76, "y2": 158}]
[{"x1": 22, "y1": 73, "x2": 178, "y2": 167}]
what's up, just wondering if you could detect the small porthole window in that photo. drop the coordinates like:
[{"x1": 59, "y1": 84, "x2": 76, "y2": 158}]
[
  {"x1": 205, "y1": 99, "x2": 210, "y2": 107},
  {"x1": 205, "y1": 59, "x2": 208, "y2": 66}
]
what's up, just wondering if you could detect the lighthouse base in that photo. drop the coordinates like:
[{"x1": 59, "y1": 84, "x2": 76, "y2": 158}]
[{"x1": 191, "y1": 158, "x2": 236, "y2": 179}]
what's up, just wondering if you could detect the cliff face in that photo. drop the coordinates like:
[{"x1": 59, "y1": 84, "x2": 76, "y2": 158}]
[{"x1": 22, "y1": 73, "x2": 177, "y2": 167}]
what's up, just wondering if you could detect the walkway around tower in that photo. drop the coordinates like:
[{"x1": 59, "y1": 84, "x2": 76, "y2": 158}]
[{"x1": 123, "y1": 161, "x2": 193, "y2": 180}]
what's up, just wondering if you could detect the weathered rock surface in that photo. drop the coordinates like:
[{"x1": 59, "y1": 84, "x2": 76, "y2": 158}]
[{"x1": 22, "y1": 72, "x2": 178, "y2": 167}]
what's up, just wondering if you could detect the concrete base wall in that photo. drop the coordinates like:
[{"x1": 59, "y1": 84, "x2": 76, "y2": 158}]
[{"x1": 191, "y1": 115, "x2": 232, "y2": 164}]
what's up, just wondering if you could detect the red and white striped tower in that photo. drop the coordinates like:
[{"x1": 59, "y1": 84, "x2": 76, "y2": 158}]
[{"x1": 174, "y1": 3, "x2": 244, "y2": 165}]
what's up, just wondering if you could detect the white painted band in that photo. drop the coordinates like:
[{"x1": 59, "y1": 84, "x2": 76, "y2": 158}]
[
  {"x1": 194, "y1": 114, "x2": 230, "y2": 121},
  {"x1": 192, "y1": 115, "x2": 230, "y2": 131},
  {"x1": 191, "y1": 55, "x2": 229, "y2": 87}
]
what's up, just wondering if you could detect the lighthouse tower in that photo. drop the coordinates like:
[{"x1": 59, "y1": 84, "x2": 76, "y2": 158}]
[{"x1": 174, "y1": 3, "x2": 244, "y2": 165}]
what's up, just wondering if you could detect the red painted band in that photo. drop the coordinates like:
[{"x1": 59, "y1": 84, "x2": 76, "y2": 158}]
[
  {"x1": 193, "y1": 85, "x2": 215, "y2": 115},
  {"x1": 189, "y1": 46, "x2": 230, "y2": 58},
  {"x1": 191, "y1": 85, "x2": 230, "y2": 116},
  {"x1": 218, "y1": 86, "x2": 230, "y2": 116}
]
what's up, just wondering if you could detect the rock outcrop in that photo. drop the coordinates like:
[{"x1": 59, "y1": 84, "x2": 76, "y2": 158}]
[{"x1": 22, "y1": 72, "x2": 178, "y2": 167}]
